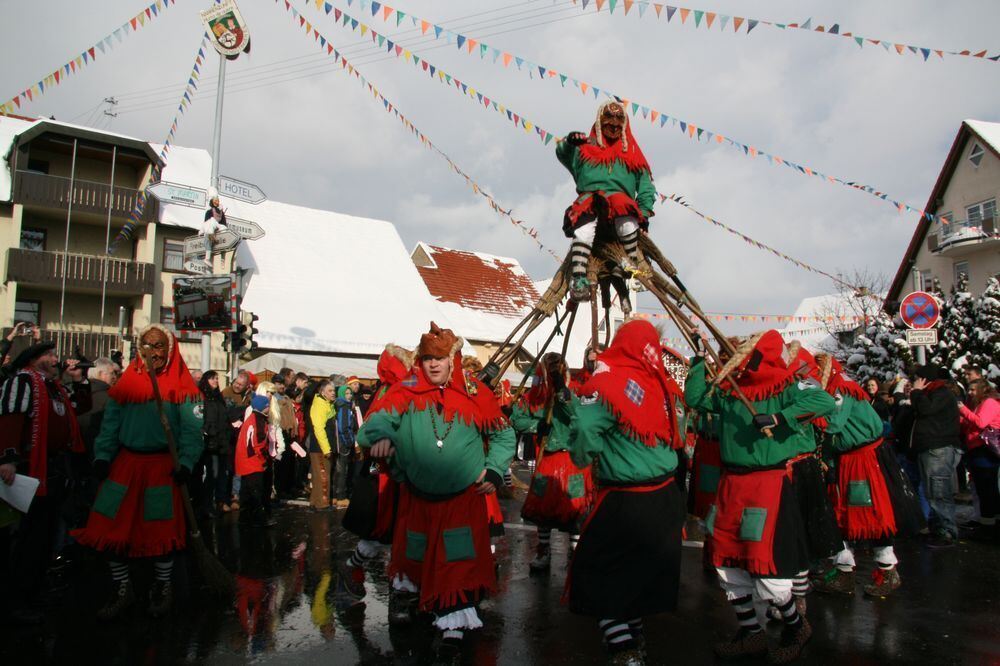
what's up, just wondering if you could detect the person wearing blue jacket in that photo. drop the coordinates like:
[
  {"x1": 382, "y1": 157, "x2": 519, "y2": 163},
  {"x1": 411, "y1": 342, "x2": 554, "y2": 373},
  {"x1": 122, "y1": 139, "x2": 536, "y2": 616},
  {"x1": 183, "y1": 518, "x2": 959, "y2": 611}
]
[{"x1": 333, "y1": 386, "x2": 359, "y2": 509}]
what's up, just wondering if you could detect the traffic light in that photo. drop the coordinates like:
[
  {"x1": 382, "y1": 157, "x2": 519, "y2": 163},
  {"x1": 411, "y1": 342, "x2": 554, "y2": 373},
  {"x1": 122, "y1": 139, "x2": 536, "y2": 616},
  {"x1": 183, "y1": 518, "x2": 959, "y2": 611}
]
[{"x1": 231, "y1": 310, "x2": 259, "y2": 356}]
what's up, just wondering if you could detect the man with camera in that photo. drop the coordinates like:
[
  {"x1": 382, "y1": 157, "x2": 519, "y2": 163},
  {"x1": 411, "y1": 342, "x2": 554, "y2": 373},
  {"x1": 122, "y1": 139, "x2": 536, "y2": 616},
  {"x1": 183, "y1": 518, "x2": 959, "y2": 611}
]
[{"x1": 0, "y1": 341, "x2": 91, "y2": 623}]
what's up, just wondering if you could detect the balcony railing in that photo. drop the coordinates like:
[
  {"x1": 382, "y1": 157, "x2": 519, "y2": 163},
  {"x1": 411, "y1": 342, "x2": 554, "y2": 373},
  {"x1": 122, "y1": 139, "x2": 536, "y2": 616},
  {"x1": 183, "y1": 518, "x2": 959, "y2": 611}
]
[
  {"x1": 1, "y1": 328, "x2": 124, "y2": 360},
  {"x1": 926, "y1": 216, "x2": 998, "y2": 254},
  {"x1": 5, "y1": 248, "x2": 156, "y2": 295},
  {"x1": 12, "y1": 170, "x2": 156, "y2": 221}
]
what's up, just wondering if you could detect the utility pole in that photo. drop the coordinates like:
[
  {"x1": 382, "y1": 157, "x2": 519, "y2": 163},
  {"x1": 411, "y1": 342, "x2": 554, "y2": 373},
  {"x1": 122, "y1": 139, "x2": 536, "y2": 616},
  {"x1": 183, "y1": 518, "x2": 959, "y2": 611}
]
[
  {"x1": 911, "y1": 267, "x2": 926, "y2": 366},
  {"x1": 202, "y1": 54, "x2": 226, "y2": 374}
]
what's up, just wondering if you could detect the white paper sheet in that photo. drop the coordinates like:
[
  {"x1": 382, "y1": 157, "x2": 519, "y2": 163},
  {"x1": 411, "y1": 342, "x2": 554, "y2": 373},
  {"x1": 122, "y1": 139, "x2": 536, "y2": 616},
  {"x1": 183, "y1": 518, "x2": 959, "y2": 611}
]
[{"x1": 0, "y1": 474, "x2": 40, "y2": 513}]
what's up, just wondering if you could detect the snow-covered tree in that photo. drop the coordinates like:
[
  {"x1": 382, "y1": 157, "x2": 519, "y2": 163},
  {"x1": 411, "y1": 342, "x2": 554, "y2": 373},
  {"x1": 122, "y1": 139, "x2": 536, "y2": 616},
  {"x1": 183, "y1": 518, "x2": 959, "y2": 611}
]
[
  {"x1": 840, "y1": 313, "x2": 913, "y2": 383},
  {"x1": 969, "y1": 277, "x2": 1000, "y2": 379},
  {"x1": 931, "y1": 272, "x2": 975, "y2": 378}
]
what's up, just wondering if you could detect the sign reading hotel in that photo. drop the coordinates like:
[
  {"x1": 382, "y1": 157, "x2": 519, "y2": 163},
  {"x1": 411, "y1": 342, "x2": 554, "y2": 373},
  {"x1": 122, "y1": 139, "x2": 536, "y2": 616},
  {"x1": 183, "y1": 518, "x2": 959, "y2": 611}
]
[{"x1": 200, "y1": 0, "x2": 251, "y2": 58}]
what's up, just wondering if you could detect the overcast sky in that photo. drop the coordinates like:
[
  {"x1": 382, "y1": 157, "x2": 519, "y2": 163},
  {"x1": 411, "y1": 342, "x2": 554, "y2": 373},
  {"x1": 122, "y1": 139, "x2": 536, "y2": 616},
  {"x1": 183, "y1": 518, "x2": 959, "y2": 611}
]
[{"x1": 4, "y1": 0, "x2": 999, "y2": 339}]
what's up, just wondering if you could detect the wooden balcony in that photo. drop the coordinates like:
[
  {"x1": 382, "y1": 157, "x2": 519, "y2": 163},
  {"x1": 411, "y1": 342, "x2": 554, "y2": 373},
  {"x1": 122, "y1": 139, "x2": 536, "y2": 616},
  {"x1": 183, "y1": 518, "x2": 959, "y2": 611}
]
[
  {"x1": 5, "y1": 248, "x2": 156, "y2": 295},
  {"x1": 12, "y1": 170, "x2": 156, "y2": 221},
  {"x1": 1, "y1": 328, "x2": 123, "y2": 360}
]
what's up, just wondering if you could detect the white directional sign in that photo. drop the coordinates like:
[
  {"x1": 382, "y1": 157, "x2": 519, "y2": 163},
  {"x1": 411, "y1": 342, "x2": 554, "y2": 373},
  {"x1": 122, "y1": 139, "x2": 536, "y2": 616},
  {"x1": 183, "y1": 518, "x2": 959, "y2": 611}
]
[
  {"x1": 146, "y1": 181, "x2": 207, "y2": 209},
  {"x1": 226, "y1": 216, "x2": 265, "y2": 240},
  {"x1": 218, "y1": 175, "x2": 267, "y2": 204},
  {"x1": 183, "y1": 231, "x2": 241, "y2": 261},
  {"x1": 183, "y1": 259, "x2": 212, "y2": 276}
]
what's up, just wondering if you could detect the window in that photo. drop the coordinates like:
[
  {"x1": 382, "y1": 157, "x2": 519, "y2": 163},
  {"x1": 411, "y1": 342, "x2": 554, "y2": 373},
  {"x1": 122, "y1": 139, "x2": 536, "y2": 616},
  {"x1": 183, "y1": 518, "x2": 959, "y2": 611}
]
[
  {"x1": 25, "y1": 159, "x2": 49, "y2": 174},
  {"x1": 163, "y1": 239, "x2": 186, "y2": 272},
  {"x1": 969, "y1": 143, "x2": 985, "y2": 168},
  {"x1": 967, "y1": 199, "x2": 997, "y2": 227},
  {"x1": 14, "y1": 300, "x2": 41, "y2": 325},
  {"x1": 19, "y1": 228, "x2": 46, "y2": 251},
  {"x1": 919, "y1": 270, "x2": 933, "y2": 292},
  {"x1": 954, "y1": 261, "x2": 970, "y2": 285}
]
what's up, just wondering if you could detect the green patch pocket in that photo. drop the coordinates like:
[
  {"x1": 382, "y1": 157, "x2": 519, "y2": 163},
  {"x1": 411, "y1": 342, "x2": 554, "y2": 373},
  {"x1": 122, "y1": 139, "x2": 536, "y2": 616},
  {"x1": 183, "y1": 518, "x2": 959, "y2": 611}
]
[
  {"x1": 847, "y1": 480, "x2": 873, "y2": 507},
  {"x1": 566, "y1": 473, "x2": 585, "y2": 499},
  {"x1": 705, "y1": 504, "x2": 717, "y2": 536},
  {"x1": 739, "y1": 507, "x2": 768, "y2": 542},
  {"x1": 699, "y1": 464, "x2": 721, "y2": 494},
  {"x1": 94, "y1": 480, "x2": 128, "y2": 519},
  {"x1": 143, "y1": 485, "x2": 174, "y2": 521},
  {"x1": 442, "y1": 526, "x2": 476, "y2": 562},
  {"x1": 405, "y1": 530, "x2": 427, "y2": 562},
  {"x1": 531, "y1": 476, "x2": 548, "y2": 497}
]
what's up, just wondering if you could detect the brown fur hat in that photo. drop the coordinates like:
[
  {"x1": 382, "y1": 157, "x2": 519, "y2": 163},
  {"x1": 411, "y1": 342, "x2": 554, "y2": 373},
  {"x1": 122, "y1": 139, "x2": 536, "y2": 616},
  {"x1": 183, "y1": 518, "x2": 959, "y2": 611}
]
[{"x1": 417, "y1": 322, "x2": 462, "y2": 359}]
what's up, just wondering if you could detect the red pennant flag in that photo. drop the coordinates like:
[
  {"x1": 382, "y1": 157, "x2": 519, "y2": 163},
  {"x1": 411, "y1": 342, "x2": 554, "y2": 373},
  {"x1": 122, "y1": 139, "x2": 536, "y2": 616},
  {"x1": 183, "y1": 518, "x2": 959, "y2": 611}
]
[
  {"x1": 130, "y1": 17, "x2": 138, "y2": 30},
  {"x1": 335, "y1": 8, "x2": 341, "y2": 20},
  {"x1": 88, "y1": 47, "x2": 96, "y2": 59},
  {"x1": 54, "y1": 70, "x2": 61, "y2": 83},
  {"x1": 145, "y1": 7, "x2": 151, "y2": 19},
  {"x1": 733, "y1": 16, "x2": 744, "y2": 31},
  {"x1": 327, "y1": 43, "x2": 334, "y2": 54}
]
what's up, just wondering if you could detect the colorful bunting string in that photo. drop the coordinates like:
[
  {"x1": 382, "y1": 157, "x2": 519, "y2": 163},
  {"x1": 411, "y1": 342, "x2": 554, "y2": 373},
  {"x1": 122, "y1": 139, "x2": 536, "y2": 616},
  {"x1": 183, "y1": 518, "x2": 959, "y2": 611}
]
[
  {"x1": 313, "y1": 2, "x2": 867, "y2": 288},
  {"x1": 279, "y1": 0, "x2": 561, "y2": 260},
  {"x1": 570, "y1": 0, "x2": 1000, "y2": 64},
  {"x1": 659, "y1": 193, "x2": 857, "y2": 290},
  {"x1": 349, "y1": 0, "x2": 958, "y2": 227},
  {"x1": 639, "y1": 310, "x2": 863, "y2": 324},
  {"x1": 109, "y1": 35, "x2": 209, "y2": 252},
  {"x1": 2, "y1": 0, "x2": 176, "y2": 116}
]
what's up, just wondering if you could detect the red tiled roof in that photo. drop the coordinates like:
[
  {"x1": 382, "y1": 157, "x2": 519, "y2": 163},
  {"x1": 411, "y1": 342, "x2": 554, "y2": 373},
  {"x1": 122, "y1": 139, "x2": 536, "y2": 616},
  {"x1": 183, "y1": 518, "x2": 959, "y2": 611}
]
[{"x1": 414, "y1": 244, "x2": 540, "y2": 317}]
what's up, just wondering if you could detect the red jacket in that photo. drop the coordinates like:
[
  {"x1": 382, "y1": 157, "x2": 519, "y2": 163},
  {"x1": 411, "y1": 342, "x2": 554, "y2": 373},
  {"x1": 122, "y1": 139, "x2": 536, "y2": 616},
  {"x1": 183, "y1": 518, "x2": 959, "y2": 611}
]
[{"x1": 236, "y1": 413, "x2": 269, "y2": 476}]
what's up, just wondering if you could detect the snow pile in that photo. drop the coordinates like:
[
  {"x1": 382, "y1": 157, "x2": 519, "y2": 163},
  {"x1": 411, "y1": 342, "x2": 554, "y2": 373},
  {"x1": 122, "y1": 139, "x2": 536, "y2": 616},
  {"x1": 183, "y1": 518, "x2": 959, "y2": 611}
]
[
  {"x1": 840, "y1": 315, "x2": 913, "y2": 383},
  {"x1": 931, "y1": 272, "x2": 975, "y2": 375}
]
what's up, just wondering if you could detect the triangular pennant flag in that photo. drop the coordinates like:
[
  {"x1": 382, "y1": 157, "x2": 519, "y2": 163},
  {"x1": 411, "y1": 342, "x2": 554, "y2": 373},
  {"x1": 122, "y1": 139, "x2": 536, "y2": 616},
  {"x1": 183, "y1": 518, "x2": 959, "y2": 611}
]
[
  {"x1": 705, "y1": 12, "x2": 716, "y2": 28},
  {"x1": 829, "y1": 24, "x2": 839, "y2": 35},
  {"x1": 653, "y1": 4, "x2": 663, "y2": 17},
  {"x1": 457, "y1": 34, "x2": 466, "y2": 49},
  {"x1": 733, "y1": 16, "x2": 743, "y2": 31},
  {"x1": 396, "y1": 10, "x2": 406, "y2": 26},
  {"x1": 666, "y1": 5, "x2": 677, "y2": 21},
  {"x1": 623, "y1": 0, "x2": 633, "y2": 15},
  {"x1": 747, "y1": 19, "x2": 758, "y2": 33},
  {"x1": 679, "y1": 7, "x2": 690, "y2": 23},
  {"x1": 370, "y1": 2, "x2": 380, "y2": 17},
  {"x1": 801, "y1": 18, "x2": 811, "y2": 30},
  {"x1": 383, "y1": 5, "x2": 392, "y2": 21},
  {"x1": 608, "y1": 0, "x2": 618, "y2": 13},
  {"x1": 637, "y1": 2, "x2": 647, "y2": 17},
  {"x1": 693, "y1": 10, "x2": 703, "y2": 27}
]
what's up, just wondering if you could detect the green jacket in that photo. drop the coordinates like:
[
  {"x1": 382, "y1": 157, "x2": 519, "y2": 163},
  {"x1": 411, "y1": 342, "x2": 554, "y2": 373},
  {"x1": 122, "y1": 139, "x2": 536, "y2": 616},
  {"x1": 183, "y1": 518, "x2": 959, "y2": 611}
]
[
  {"x1": 357, "y1": 405, "x2": 516, "y2": 496},
  {"x1": 510, "y1": 393, "x2": 579, "y2": 453},
  {"x1": 556, "y1": 139, "x2": 657, "y2": 216},
  {"x1": 94, "y1": 398, "x2": 204, "y2": 471},
  {"x1": 822, "y1": 394, "x2": 884, "y2": 454},
  {"x1": 569, "y1": 399, "x2": 677, "y2": 485},
  {"x1": 684, "y1": 358, "x2": 836, "y2": 469}
]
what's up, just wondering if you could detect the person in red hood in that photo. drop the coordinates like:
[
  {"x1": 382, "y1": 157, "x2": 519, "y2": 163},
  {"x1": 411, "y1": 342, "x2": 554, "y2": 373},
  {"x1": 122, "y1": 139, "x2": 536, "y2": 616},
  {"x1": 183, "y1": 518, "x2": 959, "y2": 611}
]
[
  {"x1": 340, "y1": 345, "x2": 413, "y2": 605},
  {"x1": 236, "y1": 393, "x2": 275, "y2": 528}
]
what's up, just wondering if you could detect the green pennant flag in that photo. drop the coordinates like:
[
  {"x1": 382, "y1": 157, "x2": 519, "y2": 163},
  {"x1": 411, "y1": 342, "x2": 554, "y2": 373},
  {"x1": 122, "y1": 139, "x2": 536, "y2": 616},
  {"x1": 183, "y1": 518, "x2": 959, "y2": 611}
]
[
  {"x1": 609, "y1": 0, "x2": 618, "y2": 12},
  {"x1": 396, "y1": 10, "x2": 406, "y2": 26},
  {"x1": 480, "y1": 43, "x2": 488, "y2": 58},
  {"x1": 559, "y1": 74, "x2": 567, "y2": 86},
  {"x1": 854, "y1": 36, "x2": 864, "y2": 47},
  {"x1": 378, "y1": 34, "x2": 385, "y2": 47},
  {"x1": 631, "y1": 102, "x2": 639, "y2": 115},
  {"x1": 694, "y1": 10, "x2": 703, "y2": 27}
]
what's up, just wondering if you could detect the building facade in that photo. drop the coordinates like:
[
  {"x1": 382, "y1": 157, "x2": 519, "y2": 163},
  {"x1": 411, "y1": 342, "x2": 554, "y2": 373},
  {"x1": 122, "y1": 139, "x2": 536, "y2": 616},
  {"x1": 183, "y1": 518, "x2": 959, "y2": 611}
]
[{"x1": 888, "y1": 119, "x2": 1000, "y2": 303}]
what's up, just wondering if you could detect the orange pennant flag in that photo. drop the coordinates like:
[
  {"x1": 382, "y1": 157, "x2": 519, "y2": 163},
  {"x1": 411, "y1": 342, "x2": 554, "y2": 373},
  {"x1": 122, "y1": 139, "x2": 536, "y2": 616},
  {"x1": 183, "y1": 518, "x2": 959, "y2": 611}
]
[
  {"x1": 705, "y1": 12, "x2": 716, "y2": 29},
  {"x1": 733, "y1": 16, "x2": 744, "y2": 31},
  {"x1": 679, "y1": 7, "x2": 690, "y2": 23},
  {"x1": 502, "y1": 52, "x2": 513, "y2": 67},
  {"x1": 467, "y1": 38, "x2": 478, "y2": 54},
  {"x1": 383, "y1": 5, "x2": 393, "y2": 21},
  {"x1": 653, "y1": 4, "x2": 663, "y2": 17},
  {"x1": 894, "y1": 44, "x2": 905, "y2": 54},
  {"x1": 623, "y1": 0, "x2": 634, "y2": 14},
  {"x1": 421, "y1": 20, "x2": 430, "y2": 34}
]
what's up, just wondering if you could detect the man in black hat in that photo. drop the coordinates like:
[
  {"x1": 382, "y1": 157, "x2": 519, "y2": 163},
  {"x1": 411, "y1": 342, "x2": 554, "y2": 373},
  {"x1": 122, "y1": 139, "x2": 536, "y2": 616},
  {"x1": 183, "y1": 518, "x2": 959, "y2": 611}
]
[
  {"x1": 0, "y1": 342, "x2": 91, "y2": 622},
  {"x1": 910, "y1": 364, "x2": 962, "y2": 548}
]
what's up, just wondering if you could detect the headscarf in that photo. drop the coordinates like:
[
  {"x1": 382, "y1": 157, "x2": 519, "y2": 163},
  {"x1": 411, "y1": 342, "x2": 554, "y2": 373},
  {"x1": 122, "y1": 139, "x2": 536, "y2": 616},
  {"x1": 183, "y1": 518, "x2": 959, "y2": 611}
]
[
  {"x1": 577, "y1": 100, "x2": 652, "y2": 174},
  {"x1": 582, "y1": 319, "x2": 683, "y2": 448},
  {"x1": 109, "y1": 324, "x2": 201, "y2": 404},
  {"x1": 816, "y1": 354, "x2": 869, "y2": 401},
  {"x1": 714, "y1": 330, "x2": 795, "y2": 402}
]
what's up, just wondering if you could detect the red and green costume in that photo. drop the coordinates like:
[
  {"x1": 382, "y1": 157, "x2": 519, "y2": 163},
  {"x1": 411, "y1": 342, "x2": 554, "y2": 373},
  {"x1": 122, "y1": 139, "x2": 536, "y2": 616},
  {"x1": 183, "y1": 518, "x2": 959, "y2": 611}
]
[
  {"x1": 684, "y1": 331, "x2": 837, "y2": 576},
  {"x1": 820, "y1": 359, "x2": 924, "y2": 541},
  {"x1": 557, "y1": 119, "x2": 656, "y2": 236},
  {"x1": 356, "y1": 351, "x2": 515, "y2": 621},
  {"x1": 73, "y1": 332, "x2": 203, "y2": 557},
  {"x1": 566, "y1": 320, "x2": 686, "y2": 620},
  {"x1": 512, "y1": 378, "x2": 593, "y2": 532}
]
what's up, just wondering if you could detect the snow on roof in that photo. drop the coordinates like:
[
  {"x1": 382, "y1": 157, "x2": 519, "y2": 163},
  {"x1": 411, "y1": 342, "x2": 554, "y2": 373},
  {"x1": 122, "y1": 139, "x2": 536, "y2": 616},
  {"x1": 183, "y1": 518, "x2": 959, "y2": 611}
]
[
  {"x1": 780, "y1": 292, "x2": 867, "y2": 353},
  {"x1": 0, "y1": 115, "x2": 37, "y2": 202},
  {"x1": 965, "y1": 119, "x2": 1000, "y2": 155},
  {"x1": 413, "y1": 243, "x2": 541, "y2": 319},
  {"x1": 235, "y1": 200, "x2": 463, "y2": 357}
]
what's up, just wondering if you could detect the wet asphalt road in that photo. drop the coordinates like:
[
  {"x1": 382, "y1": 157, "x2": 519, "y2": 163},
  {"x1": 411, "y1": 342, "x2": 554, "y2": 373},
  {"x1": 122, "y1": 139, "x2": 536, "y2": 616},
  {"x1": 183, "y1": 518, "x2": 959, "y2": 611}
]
[{"x1": 5, "y1": 474, "x2": 1000, "y2": 665}]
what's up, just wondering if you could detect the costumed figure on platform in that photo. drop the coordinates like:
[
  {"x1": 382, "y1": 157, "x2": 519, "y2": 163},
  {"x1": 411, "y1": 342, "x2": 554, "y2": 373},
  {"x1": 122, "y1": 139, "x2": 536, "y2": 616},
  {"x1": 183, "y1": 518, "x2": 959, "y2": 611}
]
[
  {"x1": 73, "y1": 324, "x2": 203, "y2": 619},
  {"x1": 341, "y1": 344, "x2": 414, "y2": 603},
  {"x1": 356, "y1": 323, "x2": 515, "y2": 666},
  {"x1": 810, "y1": 354, "x2": 924, "y2": 598},
  {"x1": 511, "y1": 352, "x2": 593, "y2": 572},
  {"x1": 684, "y1": 330, "x2": 836, "y2": 663},
  {"x1": 201, "y1": 188, "x2": 228, "y2": 264},
  {"x1": 557, "y1": 101, "x2": 657, "y2": 312},
  {"x1": 567, "y1": 320, "x2": 686, "y2": 666}
]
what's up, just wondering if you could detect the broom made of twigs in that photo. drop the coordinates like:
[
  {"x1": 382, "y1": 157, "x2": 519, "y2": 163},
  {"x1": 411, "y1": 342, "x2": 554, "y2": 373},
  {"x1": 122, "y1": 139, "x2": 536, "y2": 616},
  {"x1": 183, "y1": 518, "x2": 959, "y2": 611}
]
[{"x1": 139, "y1": 347, "x2": 236, "y2": 599}]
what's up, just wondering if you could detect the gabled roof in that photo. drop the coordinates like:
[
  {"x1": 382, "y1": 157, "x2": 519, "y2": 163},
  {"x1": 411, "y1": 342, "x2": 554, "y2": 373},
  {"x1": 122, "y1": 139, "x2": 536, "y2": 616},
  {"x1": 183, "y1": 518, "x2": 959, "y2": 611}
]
[
  {"x1": 887, "y1": 119, "x2": 1000, "y2": 303},
  {"x1": 411, "y1": 243, "x2": 540, "y2": 318}
]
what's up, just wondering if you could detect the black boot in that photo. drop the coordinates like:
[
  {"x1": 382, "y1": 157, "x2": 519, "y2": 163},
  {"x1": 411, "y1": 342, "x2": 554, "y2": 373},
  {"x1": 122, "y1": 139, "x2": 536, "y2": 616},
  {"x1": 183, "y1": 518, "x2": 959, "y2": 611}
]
[{"x1": 97, "y1": 579, "x2": 135, "y2": 620}]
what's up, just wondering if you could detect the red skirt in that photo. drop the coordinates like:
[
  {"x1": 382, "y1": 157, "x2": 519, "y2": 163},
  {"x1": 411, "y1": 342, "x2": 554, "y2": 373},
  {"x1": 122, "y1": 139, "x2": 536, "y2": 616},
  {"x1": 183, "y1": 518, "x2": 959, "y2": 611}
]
[
  {"x1": 389, "y1": 484, "x2": 497, "y2": 613},
  {"x1": 372, "y1": 474, "x2": 399, "y2": 542},
  {"x1": 485, "y1": 491, "x2": 505, "y2": 537},
  {"x1": 562, "y1": 191, "x2": 648, "y2": 237},
  {"x1": 72, "y1": 450, "x2": 186, "y2": 558},
  {"x1": 710, "y1": 466, "x2": 810, "y2": 577},
  {"x1": 690, "y1": 436, "x2": 721, "y2": 519},
  {"x1": 521, "y1": 450, "x2": 594, "y2": 531},
  {"x1": 832, "y1": 439, "x2": 898, "y2": 541}
]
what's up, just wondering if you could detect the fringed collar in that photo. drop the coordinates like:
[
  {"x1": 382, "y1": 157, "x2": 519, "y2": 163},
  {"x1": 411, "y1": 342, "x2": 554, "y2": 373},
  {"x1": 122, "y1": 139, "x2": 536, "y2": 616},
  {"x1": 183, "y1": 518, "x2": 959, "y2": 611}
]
[
  {"x1": 578, "y1": 125, "x2": 651, "y2": 175},
  {"x1": 109, "y1": 330, "x2": 201, "y2": 405}
]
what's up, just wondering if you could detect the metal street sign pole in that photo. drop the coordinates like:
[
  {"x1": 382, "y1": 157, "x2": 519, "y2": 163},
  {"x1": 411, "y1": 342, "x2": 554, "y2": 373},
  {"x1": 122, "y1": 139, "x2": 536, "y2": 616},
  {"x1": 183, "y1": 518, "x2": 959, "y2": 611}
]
[
  {"x1": 202, "y1": 53, "x2": 227, "y2": 374},
  {"x1": 911, "y1": 268, "x2": 926, "y2": 365}
]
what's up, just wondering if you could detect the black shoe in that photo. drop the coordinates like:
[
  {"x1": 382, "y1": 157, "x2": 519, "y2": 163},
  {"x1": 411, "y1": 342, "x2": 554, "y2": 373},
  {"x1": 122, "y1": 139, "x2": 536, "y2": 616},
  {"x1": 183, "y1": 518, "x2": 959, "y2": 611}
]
[
  {"x1": 926, "y1": 532, "x2": 956, "y2": 549},
  {"x1": 431, "y1": 641, "x2": 462, "y2": 666}
]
